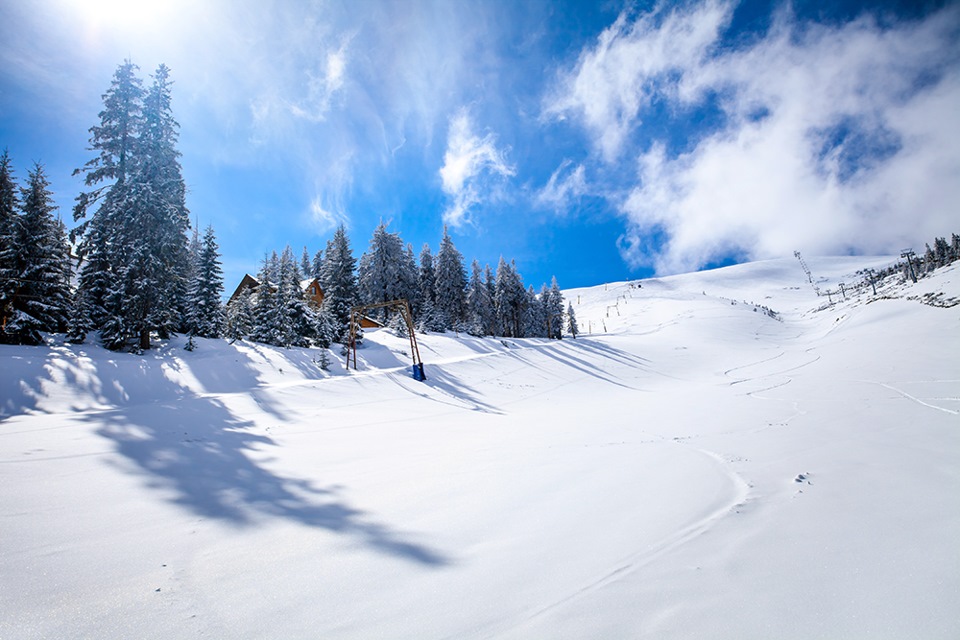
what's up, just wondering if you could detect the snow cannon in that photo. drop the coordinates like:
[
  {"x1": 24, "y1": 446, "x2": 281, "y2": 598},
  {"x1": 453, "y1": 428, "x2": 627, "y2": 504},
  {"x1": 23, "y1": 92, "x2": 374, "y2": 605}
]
[{"x1": 412, "y1": 363, "x2": 426, "y2": 382}]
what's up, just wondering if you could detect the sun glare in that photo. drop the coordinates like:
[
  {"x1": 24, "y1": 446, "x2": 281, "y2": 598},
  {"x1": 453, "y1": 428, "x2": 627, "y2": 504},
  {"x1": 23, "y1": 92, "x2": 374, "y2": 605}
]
[{"x1": 65, "y1": 0, "x2": 177, "y2": 31}]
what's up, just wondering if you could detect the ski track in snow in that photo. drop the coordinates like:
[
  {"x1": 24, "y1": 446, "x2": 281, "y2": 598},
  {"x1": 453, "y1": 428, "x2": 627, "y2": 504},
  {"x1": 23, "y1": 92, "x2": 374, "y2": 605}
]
[{"x1": 479, "y1": 444, "x2": 752, "y2": 640}]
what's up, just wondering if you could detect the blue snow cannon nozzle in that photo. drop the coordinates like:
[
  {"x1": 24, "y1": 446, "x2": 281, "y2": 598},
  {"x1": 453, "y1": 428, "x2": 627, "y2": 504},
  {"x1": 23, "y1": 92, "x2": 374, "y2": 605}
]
[{"x1": 412, "y1": 363, "x2": 426, "y2": 381}]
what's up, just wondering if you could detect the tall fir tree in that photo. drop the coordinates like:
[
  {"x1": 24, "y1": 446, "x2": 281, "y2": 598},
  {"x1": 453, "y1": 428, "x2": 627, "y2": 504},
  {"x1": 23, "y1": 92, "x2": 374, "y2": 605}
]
[
  {"x1": 0, "y1": 150, "x2": 22, "y2": 330},
  {"x1": 311, "y1": 249, "x2": 324, "y2": 279},
  {"x1": 399, "y1": 243, "x2": 419, "y2": 310},
  {"x1": 224, "y1": 286, "x2": 254, "y2": 341},
  {"x1": 251, "y1": 256, "x2": 284, "y2": 346},
  {"x1": 358, "y1": 222, "x2": 406, "y2": 319},
  {"x1": 494, "y1": 257, "x2": 526, "y2": 337},
  {"x1": 319, "y1": 225, "x2": 358, "y2": 343},
  {"x1": 72, "y1": 61, "x2": 191, "y2": 351},
  {"x1": 415, "y1": 243, "x2": 438, "y2": 328},
  {"x1": 545, "y1": 276, "x2": 565, "y2": 339},
  {"x1": 131, "y1": 63, "x2": 191, "y2": 345},
  {"x1": 433, "y1": 226, "x2": 467, "y2": 330},
  {"x1": 465, "y1": 259, "x2": 493, "y2": 337},
  {"x1": 186, "y1": 225, "x2": 224, "y2": 338},
  {"x1": 2, "y1": 164, "x2": 72, "y2": 343},
  {"x1": 301, "y1": 246, "x2": 312, "y2": 280},
  {"x1": 72, "y1": 60, "x2": 144, "y2": 339},
  {"x1": 483, "y1": 263, "x2": 497, "y2": 336},
  {"x1": 566, "y1": 302, "x2": 579, "y2": 338}
]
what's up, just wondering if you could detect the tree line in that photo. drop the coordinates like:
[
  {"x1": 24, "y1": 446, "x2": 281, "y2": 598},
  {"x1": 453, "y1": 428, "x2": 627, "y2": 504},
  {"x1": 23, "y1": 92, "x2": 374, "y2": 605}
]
[
  {"x1": 224, "y1": 222, "x2": 577, "y2": 350},
  {"x1": 1, "y1": 60, "x2": 578, "y2": 350}
]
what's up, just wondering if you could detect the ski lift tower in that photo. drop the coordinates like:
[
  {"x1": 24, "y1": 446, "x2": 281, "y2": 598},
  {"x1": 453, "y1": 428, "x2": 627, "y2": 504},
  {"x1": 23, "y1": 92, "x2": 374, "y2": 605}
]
[{"x1": 347, "y1": 299, "x2": 425, "y2": 381}]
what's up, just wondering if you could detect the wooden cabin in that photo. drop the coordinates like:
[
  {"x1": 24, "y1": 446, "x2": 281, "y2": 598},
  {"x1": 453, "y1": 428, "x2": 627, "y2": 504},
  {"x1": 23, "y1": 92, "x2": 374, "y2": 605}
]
[{"x1": 228, "y1": 274, "x2": 325, "y2": 308}]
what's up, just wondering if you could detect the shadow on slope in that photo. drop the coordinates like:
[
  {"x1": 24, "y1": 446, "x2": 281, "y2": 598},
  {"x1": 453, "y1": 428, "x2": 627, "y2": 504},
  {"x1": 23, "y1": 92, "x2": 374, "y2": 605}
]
[
  {"x1": 5, "y1": 341, "x2": 448, "y2": 567},
  {"x1": 88, "y1": 397, "x2": 448, "y2": 566}
]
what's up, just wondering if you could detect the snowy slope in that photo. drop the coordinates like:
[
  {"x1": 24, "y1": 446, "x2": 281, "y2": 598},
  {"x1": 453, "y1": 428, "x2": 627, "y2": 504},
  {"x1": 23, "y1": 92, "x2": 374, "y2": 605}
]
[{"x1": 1, "y1": 256, "x2": 958, "y2": 639}]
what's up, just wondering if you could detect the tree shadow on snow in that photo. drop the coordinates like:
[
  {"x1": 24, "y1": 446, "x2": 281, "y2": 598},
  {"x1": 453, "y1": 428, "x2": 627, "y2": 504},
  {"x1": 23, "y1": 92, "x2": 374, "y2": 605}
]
[
  {"x1": 45, "y1": 347, "x2": 452, "y2": 567},
  {"x1": 86, "y1": 396, "x2": 448, "y2": 566}
]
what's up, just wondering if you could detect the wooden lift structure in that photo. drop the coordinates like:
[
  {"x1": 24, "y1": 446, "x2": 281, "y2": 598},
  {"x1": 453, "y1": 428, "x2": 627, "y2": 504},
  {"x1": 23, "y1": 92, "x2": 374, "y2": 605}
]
[{"x1": 346, "y1": 299, "x2": 425, "y2": 381}]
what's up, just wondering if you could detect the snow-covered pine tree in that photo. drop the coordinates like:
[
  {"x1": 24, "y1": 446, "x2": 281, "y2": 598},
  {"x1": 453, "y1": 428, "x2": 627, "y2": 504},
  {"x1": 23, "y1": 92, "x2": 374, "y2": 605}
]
[
  {"x1": 73, "y1": 61, "x2": 191, "y2": 351},
  {"x1": 278, "y1": 246, "x2": 314, "y2": 347},
  {"x1": 416, "y1": 243, "x2": 435, "y2": 318},
  {"x1": 5, "y1": 164, "x2": 73, "y2": 343},
  {"x1": 934, "y1": 237, "x2": 950, "y2": 268},
  {"x1": 923, "y1": 243, "x2": 936, "y2": 274},
  {"x1": 358, "y1": 222, "x2": 406, "y2": 320},
  {"x1": 483, "y1": 263, "x2": 497, "y2": 336},
  {"x1": 186, "y1": 225, "x2": 224, "y2": 338},
  {"x1": 399, "y1": 243, "x2": 419, "y2": 310},
  {"x1": 123, "y1": 64, "x2": 192, "y2": 349},
  {"x1": 546, "y1": 276, "x2": 565, "y2": 339},
  {"x1": 465, "y1": 259, "x2": 493, "y2": 337},
  {"x1": 566, "y1": 302, "x2": 579, "y2": 338},
  {"x1": 311, "y1": 249, "x2": 324, "y2": 279},
  {"x1": 494, "y1": 257, "x2": 526, "y2": 337},
  {"x1": 415, "y1": 243, "x2": 444, "y2": 330},
  {"x1": 319, "y1": 225, "x2": 358, "y2": 343},
  {"x1": 224, "y1": 286, "x2": 254, "y2": 341},
  {"x1": 525, "y1": 285, "x2": 545, "y2": 338},
  {"x1": 433, "y1": 226, "x2": 467, "y2": 330},
  {"x1": 72, "y1": 60, "x2": 144, "y2": 341},
  {"x1": 251, "y1": 257, "x2": 285, "y2": 346},
  {"x1": 0, "y1": 150, "x2": 22, "y2": 330},
  {"x1": 301, "y1": 246, "x2": 312, "y2": 280}
]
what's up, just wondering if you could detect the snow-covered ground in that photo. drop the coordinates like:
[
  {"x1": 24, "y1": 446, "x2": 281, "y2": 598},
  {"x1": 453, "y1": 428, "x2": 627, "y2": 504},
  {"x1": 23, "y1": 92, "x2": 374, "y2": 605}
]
[{"x1": 2, "y1": 256, "x2": 958, "y2": 639}]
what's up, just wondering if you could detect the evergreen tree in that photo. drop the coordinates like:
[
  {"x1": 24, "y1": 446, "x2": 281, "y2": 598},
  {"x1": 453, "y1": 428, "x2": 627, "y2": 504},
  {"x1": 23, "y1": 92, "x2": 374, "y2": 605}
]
[
  {"x1": 0, "y1": 150, "x2": 22, "y2": 329},
  {"x1": 923, "y1": 243, "x2": 936, "y2": 273},
  {"x1": 279, "y1": 246, "x2": 314, "y2": 347},
  {"x1": 224, "y1": 286, "x2": 254, "y2": 341},
  {"x1": 73, "y1": 61, "x2": 191, "y2": 351},
  {"x1": 416, "y1": 243, "x2": 436, "y2": 318},
  {"x1": 566, "y1": 302, "x2": 579, "y2": 338},
  {"x1": 123, "y1": 63, "x2": 192, "y2": 348},
  {"x1": 433, "y1": 226, "x2": 467, "y2": 330},
  {"x1": 483, "y1": 263, "x2": 497, "y2": 336},
  {"x1": 319, "y1": 225, "x2": 358, "y2": 343},
  {"x1": 494, "y1": 257, "x2": 525, "y2": 337},
  {"x1": 525, "y1": 285, "x2": 545, "y2": 338},
  {"x1": 9, "y1": 165, "x2": 72, "y2": 340},
  {"x1": 465, "y1": 259, "x2": 493, "y2": 337},
  {"x1": 311, "y1": 249, "x2": 324, "y2": 279},
  {"x1": 358, "y1": 222, "x2": 406, "y2": 319},
  {"x1": 186, "y1": 225, "x2": 224, "y2": 338},
  {"x1": 399, "y1": 243, "x2": 419, "y2": 309},
  {"x1": 251, "y1": 257, "x2": 285, "y2": 346},
  {"x1": 301, "y1": 246, "x2": 312, "y2": 280},
  {"x1": 72, "y1": 60, "x2": 144, "y2": 339},
  {"x1": 545, "y1": 276, "x2": 565, "y2": 339},
  {"x1": 934, "y1": 236, "x2": 950, "y2": 267}
]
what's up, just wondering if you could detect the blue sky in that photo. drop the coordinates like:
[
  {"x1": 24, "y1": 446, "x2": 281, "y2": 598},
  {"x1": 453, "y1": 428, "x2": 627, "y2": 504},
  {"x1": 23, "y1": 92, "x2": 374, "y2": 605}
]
[{"x1": 1, "y1": 0, "x2": 957, "y2": 292}]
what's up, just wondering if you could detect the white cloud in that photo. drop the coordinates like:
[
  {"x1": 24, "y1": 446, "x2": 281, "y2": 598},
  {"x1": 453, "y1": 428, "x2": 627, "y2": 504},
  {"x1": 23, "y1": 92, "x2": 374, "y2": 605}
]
[
  {"x1": 535, "y1": 159, "x2": 587, "y2": 211},
  {"x1": 544, "y1": 1, "x2": 733, "y2": 162},
  {"x1": 290, "y1": 43, "x2": 350, "y2": 122},
  {"x1": 439, "y1": 109, "x2": 515, "y2": 227},
  {"x1": 551, "y1": 2, "x2": 960, "y2": 274},
  {"x1": 307, "y1": 197, "x2": 349, "y2": 235}
]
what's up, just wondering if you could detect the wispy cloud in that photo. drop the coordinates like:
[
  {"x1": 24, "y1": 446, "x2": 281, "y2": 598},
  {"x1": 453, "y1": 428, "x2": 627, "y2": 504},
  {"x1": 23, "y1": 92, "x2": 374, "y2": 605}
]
[
  {"x1": 544, "y1": 1, "x2": 733, "y2": 162},
  {"x1": 550, "y1": 2, "x2": 960, "y2": 273},
  {"x1": 290, "y1": 41, "x2": 351, "y2": 122},
  {"x1": 439, "y1": 108, "x2": 515, "y2": 227},
  {"x1": 535, "y1": 159, "x2": 587, "y2": 212}
]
